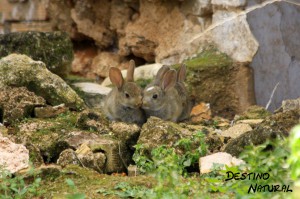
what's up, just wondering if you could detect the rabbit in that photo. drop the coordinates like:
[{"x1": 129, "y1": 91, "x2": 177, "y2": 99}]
[
  {"x1": 102, "y1": 60, "x2": 146, "y2": 125},
  {"x1": 175, "y1": 63, "x2": 193, "y2": 121},
  {"x1": 142, "y1": 68, "x2": 183, "y2": 122}
]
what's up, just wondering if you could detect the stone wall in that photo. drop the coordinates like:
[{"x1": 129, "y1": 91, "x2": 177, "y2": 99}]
[{"x1": 1, "y1": 0, "x2": 300, "y2": 111}]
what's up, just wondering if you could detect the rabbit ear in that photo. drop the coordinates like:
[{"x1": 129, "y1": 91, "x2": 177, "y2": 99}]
[
  {"x1": 109, "y1": 67, "x2": 124, "y2": 89},
  {"x1": 154, "y1": 65, "x2": 170, "y2": 84},
  {"x1": 177, "y1": 63, "x2": 186, "y2": 82},
  {"x1": 126, "y1": 60, "x2": 135, "y2": 82},
  {"x1": 161, "y1": 69, "x2": 177, "y2": 91}
]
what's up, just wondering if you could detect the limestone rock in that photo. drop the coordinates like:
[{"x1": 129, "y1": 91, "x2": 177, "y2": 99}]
[
  {"x1": 199, "y1": 152, "x2": 244, "y2": 174},
  {"x1": 0, "y1": 54, "x2": 85, "y2": 111},
  {"x1": 72, "y1": 83, "x2": 111, "y2": 108},
  {"x1": 34, "y1": 104, "x2": 68, "y2": 118},
  {"x1": 0, "y1": 31, "x2": 74, "y2": 77},
  {"x1": 236, "y1": 119, "x2": 264, "y2": 126},
  {"x1": 0, "y1": 87, "x2": 45, "y2": 124},
  {"x1": 221, "y1": 123, "x2": 252, "y2": 139},
  {"x1": 0, "y1": 136, "x2": 29, "y2": 173}
]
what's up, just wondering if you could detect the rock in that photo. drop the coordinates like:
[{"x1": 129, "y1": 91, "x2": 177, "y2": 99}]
[
  {"x1": 190, "y1": 102, "x2": 212, "y2": 123},
  {"x1": 25, "y1": 143, "x2": 44, "y2": 168},
  {"x1": 71, "y1": 45, "x2": 98, "y2": 78},
  {"x1": 110, "y1": 121, "x2": 141, "y2": 150},
  {"x1": 212, "y1": 0, "x2": 246, "y2": 8},
  {"x1": 128, "y1": 165, "x2": 140, "y2": 177},
  {"x1": 199, "y1": 152, "x2": 245, "y2": 174},
  {"x1": 137, "y1": 117, "x2": 222, "y2": 156},
  {"x1": 34, "y1": 104, "x2": 68, "y2": 118},
  {"x1": 237, "y1": 105, "x2": 271, "y2": 120},
  {"x1": 281, "y1": 98, "x2": 300, "y2": 112},
  {"x1": 90, "y1": 52, "x2": 128, "y2": 78},
  {"x1": 72, "y1": 83, "x2": 111, "y2": 108},
  {"x1": 57, "y1": 149, "x2": 80, "y2": 167},
  {"x1": 221, "y1": 123, "x2": 252, "y2": 139},
  {"x1": 180, "y1": 0, "x2": 212, "y2": 16},
  {"x1": 101, "y1": 63, "x2": 163, "y2": 86},
  {"x1": 224, "y1": 109, "x2": 300, "y2": 156},
  {"x1": 64, "y1": 131, "x2": 131, "y2": 173},
  {"x1": 75, "y1": 143, "x2": 106, "y2": 173},
  {"x1": 0, "y1": 54, "x2": 85, "y2": 111},
  {"x1": 247, "y1": 1, "x2": 300, "y2": 111},
  {"x1": 236, "y1": 119, "x2": 264, "y2": 125},
  {"x1": 0, "y1": 136, "x2": 29, "y2": 173},
  {"x1": 76, "y1": 109, "x2": 110, "y2": 133},
  {"x1": 0, "y1": 31, "x2": 73, "y2": 77},
  {"x1": 182, "y1": 49, "x2": 255, "y2": 118},
  {"x1": 0, "y1": 87, "x2": 46, "y2": 124}
]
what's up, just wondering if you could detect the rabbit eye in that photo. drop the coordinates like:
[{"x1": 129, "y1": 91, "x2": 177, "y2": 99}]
[
  {"x1": 125, "y1": 92, "x2": 130, "y2": 98},
  {"x1": 152, "y1": 94, "x2": 158, "y2": 99}
]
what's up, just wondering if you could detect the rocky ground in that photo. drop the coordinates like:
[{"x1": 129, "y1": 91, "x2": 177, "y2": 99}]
[{"x1": 0, "y1": 46, "x2": 299, "y2": 197}]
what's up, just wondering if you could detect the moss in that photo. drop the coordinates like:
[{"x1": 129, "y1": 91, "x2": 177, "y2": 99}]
[
  {"x1": 65, "y1": 74, "x2": 96, "y2": 84},
  {"x1": 135, "y1": 78, "x2": 152, "y2": 89},
  {"x1": 33, "y1": 165, "x2": 155, "y2": 198},
  {"x1": 0, "y1": 31, "x2": 73, "y2": 77}
]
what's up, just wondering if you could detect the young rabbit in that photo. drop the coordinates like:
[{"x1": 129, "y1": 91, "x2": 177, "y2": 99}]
[
  {"x1": 142, "y1": 69, "x2": 183, "y2": 122},
  {"x1": 102, "y1": 60, "x2": 146, "y2": 125},
  {"x1": 175, "y1": 64, "x2": 193, "y2": 121}
]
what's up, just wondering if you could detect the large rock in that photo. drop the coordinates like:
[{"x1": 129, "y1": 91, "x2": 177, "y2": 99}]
[
  {"x1": 0, "y1": 87, "x2": 45, "y2": 124},
  {"x1": 0, "y1": 135, "x2": 29, "y2": 173},
  {"x1": 0, "y1": 54, "x2": 84, "y2": 110},
  {"x1": 182, "y1": 48, "x2": 256, "y2": 118},
  {"x1": 136, "y1": 117, "x2": 223, "y2": 157},
  {"x1": 0, "y1": 31, "x2": 73, "y2": 77}
]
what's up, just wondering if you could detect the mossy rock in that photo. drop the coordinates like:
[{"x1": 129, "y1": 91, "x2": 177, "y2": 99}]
[
  {"x1": 224, "y1": 109, "x2": 300, "y2": 156},
  {"x1": 0, "y1": 31, "x2": 73, "y2": 77},
  {"x1": 0, "y1": 54, "x2": 85, "y2": 110},
  {"x1": 173, "y1": 46, "x2": 255, "y2": 118}
]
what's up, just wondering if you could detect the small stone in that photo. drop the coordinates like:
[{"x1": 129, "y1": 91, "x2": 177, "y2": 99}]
[
  {"x1": 199, "y1": 152, "x2": 245, "y2": 174},
  {"x1": 128, "y1": 165, "x2": 140, "y2": 177},
  {"x1": 190, "y1": 102, "x2": 212, "y2": 123},
  {"x1": 221, "y1": 123, "x2": 252, "y2": 139},
  {"x1": 281, "y1": 98, "x2": 300, "y2": 112},
  {"x1": 34, "y1": 104, "x2": 68, "y2": 118}
]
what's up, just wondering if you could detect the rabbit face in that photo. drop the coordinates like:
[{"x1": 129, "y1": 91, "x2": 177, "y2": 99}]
[
  {"x1": 119, "y1": 82, "x2": 143, "y2": 109},
  {"x1": 142, "y1": 86, "x2": 165, "y2": 111}
]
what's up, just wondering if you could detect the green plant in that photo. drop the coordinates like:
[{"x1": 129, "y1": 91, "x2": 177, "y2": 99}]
[
  {"x1": 0, "y1": 167, "x2": 42, "y2": 199},
  {"x1": 65, "y1": 179, "x2": 86, "y2": 199}
]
